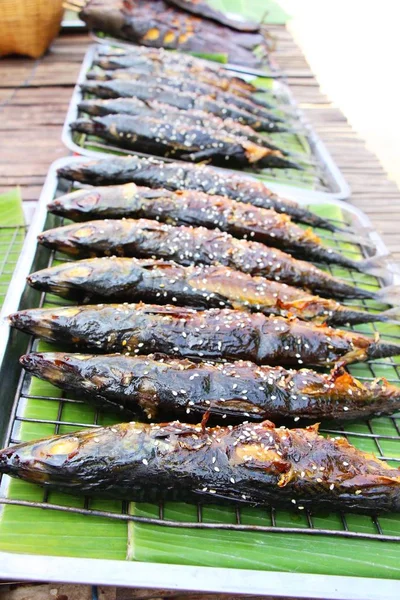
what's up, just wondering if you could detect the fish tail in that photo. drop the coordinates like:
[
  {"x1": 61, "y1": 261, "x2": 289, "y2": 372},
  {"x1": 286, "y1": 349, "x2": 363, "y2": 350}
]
[
  {"x1": 372, "y1": 284, "x2": 400, "y2": 306},
  {"x1": 367, "y1": 341, "x2": 400, "y2": 360},
  {"x1": 330, "y1": 306, "x2": 400, "y2": 326}
]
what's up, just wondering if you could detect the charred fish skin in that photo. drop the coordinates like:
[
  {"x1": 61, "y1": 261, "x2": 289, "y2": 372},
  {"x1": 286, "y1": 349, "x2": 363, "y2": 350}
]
[
  {"x1": 88, "y1": 64, "x2": 270, "y2": 106},
  {"x1": 80, "y1": 0, "x2": 266, "y2": 68},
  {"x1": 36, "y1": 219, "x2": 375, "y2": 301},
  {"x1": 27, "y1": 257, "x2": 392, "y2": 327},
  {"x1": 47, "y1": 185, "x2": 364, "y2": 272},
  {"x1": 56, "y1": 156, "x2": 339, "y2": 232},
  {"x1": 70, "y1": 115, "x2": 296, "y2": 170},
  {"x1": 20, "y1": 352, "x2": 400, "y2": 423},
  {"x1": 9, "y1": 304, "x2": 400, "y2": 366},
  {"x1": 1, "y1": 420, "x2": 399, "y2": 513},
  {"x1": 77, "y1": 99, "x2": 285, "y2": 154},
  {"x1": 85, "y1": 69, "x2": 280, "y2": 121},
  {"x1": 94, "y1": 45, "x2": 261, "y2": 94},
  {"x1": 80, "y1": 80, "x2": 283, "y2": 132}
]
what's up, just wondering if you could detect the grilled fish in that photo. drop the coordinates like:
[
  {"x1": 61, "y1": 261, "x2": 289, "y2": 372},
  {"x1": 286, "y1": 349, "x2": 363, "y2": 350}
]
[
  {"x1": 79, "y1": 0, "x2": 266, "y2": 67},
  {"x1": 78, "y1": 99, "x2": 286, "y2": 154},
  {"x1": 37, "y1": 219, "x2": 381, "y2": 301},
  {"x1": 80, "y1": 80, "x2": 284, "y2": 132},
  {"x1": 95, "y1": 46, "x2": 260, "y2": 94},
  {"x1": 47, "y1": 184, "x2": 366, "y2": 270},
  {"x1": 20, "y1": 352, "x2": 400, "y2": 423},
  {"x1": 56, "y1": 155, "x2": 340, "y2": 232},
  {"x1": 1, "y1": 420, "x2": 399, "y2": 513},
  {"x1": 9, "y1": 303, "x2": 400, "y2": 366},
  {"x1": 70, "y1": 115, "x2": 297, "y2": 170},
  {"x1": 27, "y1": 258, "x2": 397, "y2": 327},
  {"x1": 91, "y1": 61, "x2": 266, "y2": 101},
  {"x1": 86, "y1": 68, "x2": 276, "y2": 113}
]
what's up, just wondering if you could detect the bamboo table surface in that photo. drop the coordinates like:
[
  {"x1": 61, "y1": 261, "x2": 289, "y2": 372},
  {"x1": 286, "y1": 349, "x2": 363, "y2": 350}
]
[{"x1": 0, "y1": 25, "x2": 399, "y2": 600}]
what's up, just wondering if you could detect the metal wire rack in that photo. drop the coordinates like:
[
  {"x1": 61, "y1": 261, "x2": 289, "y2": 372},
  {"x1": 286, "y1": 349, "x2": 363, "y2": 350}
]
[{"x1": 0, "y1": 172, "x2": 399, "y2": 548}]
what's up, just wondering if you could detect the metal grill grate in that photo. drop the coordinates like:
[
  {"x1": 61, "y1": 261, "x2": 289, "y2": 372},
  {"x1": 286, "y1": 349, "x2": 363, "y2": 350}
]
[{"x1": 0, "y1": 180, "x2": 400, "y2": 546}]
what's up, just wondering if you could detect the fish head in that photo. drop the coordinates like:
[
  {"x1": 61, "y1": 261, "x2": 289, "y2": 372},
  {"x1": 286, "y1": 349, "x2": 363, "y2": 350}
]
[
  {"x1": 8, "y1": 306, "x2": 82, "y2": 342},
  {"x1": 19, "y1": 352, "x2": 91, "y2": 389}
]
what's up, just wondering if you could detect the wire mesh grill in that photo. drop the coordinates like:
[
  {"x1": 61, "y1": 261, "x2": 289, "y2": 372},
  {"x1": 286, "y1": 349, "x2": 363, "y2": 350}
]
[
  {"x1": 0, "y1": 176, "x2": 400, "y2": 548},
  {"x1": 0, "y1": 225, "x2": 26, "y2": 308}
]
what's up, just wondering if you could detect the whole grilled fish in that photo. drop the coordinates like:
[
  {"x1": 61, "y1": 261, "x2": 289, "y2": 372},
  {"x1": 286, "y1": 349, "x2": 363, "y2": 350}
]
[
  {"x1": 1, "y1": 420, "x2": 399, "y2": 513},
  {"x1": 79, "y1": 0, "x2": 266, "y2": 67},
  {"x1": 47, "y1": 184, "x2": 366, "y2": 271},
  {"x1": 71, "y1": 115, "x2": 298, "y2": 170},
  {"x1": 78, "y1": 98, "x2": 287, "y2": 154},
  {"x1": 95, "y1": 46, "x2": 260, "y2": 94},
  {"x1": 80, "y1": 80, "x2": 283, "y2": 132},
  {"x1": 37, "y1": 219, "x2": 381, "y2": 301},
  {"x1": 56, "y1": 155, "x2": 340, "y2": 232},
  {"x1": 20, "y1": 352, "x2": 400, "y2": 423},
  {"x1": 86, "y1": 68, "x2": 276, "y2": 113},
  {"x1": 9, "y1": 303, "x2": 400, "y2": 366},
  {"x1": 26, "y1": 258, "x2": 397, "y2": 327}
]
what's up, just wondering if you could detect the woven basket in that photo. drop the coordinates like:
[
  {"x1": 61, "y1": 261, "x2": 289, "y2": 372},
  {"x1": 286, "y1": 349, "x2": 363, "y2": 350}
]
[{"x1": 0, "y1": 0, "x2": 64, "y2": 58}]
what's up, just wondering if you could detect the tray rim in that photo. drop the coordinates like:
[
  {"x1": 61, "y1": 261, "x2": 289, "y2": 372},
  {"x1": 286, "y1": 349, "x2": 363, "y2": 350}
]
[
  {"x1": 61, "y1": 44, "x2": 351, "y2": 201},
  {"x1": 0, "y1": 155, "x2": 398, "y2": 597},
  {"x1": 0, "y1": 551, "x2": 399, "y2": 600}
]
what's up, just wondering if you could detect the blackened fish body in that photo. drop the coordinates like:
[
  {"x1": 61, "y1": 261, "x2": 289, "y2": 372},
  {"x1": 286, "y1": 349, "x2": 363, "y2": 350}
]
[
  {"x1": 47, "y1": 184, "x2": 363, "y2": 270},
  {"x1": 1, "y1": 420, "x2": 399, "y2": 513},
  {"x1": 70, "y1": 115, "x2": 294, "y2": 169},
  {"x1": 56, "y1": 155, "x2": 339, "y2": 232},
  {"x1": 87, "y1": 68, "x2": 277, "y2": 115},
  {"x1": 9, "y1": 303, "x2": 400, "y2": 367},
  {"x1": 27, "y1": 258, "x2": 393, "y2": 327},
  {"x1": 78, "y1": 99, "x2": 284, "y2": 153},
  {"x1": 95, "y1": 46, "x2": 260, "y2": 94},
  {"x1": 20, "y1": 352, "x2": 400, "y2": 423},
  {"x1": 79, "y1": 0, "x2": 266, "y2": 67},
  {"x1": 37, "y1": 219, "x2": 377, "y2": 301},
  {"x1": 80, "y1": 80, "x2": 282, "y2": 132}
]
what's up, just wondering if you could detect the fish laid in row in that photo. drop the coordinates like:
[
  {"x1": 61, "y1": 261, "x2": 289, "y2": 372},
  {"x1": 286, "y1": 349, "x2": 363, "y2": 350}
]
[
  {"x1": 94, "y1": 45, "x2": 261, "y2": 94},
  {"x1": 37, "y1": 218, "x2": 380, "y2": 301},
  {"x1": 71, "y1": 114, "x2": 297, "y2": 169},
  {"x1": 79, "y1": 0, "x2": 267, "y2": 67},
  {"x1": 56, "y1": 155, "x2": 342, "y2": 232},
  {"x1": 1, "y1": 419, "x2": 399, "y2": 513},
  {"x1": 48, "y1": 184, "x2": 368, "y2": 271},
  {"x1": 87, "y1": 67, "x2": 276, "y2": 113},
  {"x1": 92, "y1": 57, "x2": 264, "y2": 100},
  {"x1": 27, "y1": 258, "x2": 397, "y2": 327},
  {"x1": 9, "y1": 303, "x2": 400, "y2": 367},
  {"x1": 80, "y1": 80, "x2": 284, "y2": 132},
  {"x1": 78, "y1": 98, "x2": 287, "y2": 154},
  {"x1": 20, "y1": 352, "x2": 400, "y2": 423}
]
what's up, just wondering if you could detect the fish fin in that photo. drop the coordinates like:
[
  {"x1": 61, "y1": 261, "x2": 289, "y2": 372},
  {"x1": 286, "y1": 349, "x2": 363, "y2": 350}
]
[
  {"x1": 373, "y1": 284, "x2": 400, "y2": 306},
  {"x1": 357, "y1": 253, "x2": 399, "y2": 276},
  {"x1": 378, "y1": 306, "x2": 400, "y2": 322},
  {"x1": 182, "y1": 149, "x2": 216, "y2": 163}
]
